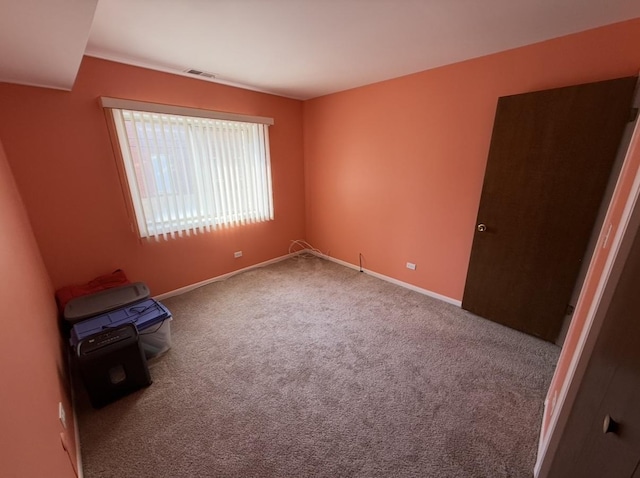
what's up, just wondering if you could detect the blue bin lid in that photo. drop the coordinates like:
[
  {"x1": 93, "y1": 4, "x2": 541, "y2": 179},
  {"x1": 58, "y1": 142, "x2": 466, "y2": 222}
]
[{"x1": 71, "y1": 299, "x2": 170, "y2": 347}]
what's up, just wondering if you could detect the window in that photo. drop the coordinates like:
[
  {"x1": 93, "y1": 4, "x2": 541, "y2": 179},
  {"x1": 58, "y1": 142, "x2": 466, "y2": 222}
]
[{"x1": 104, "y1": 98, "x2": 274, "y2": 239}]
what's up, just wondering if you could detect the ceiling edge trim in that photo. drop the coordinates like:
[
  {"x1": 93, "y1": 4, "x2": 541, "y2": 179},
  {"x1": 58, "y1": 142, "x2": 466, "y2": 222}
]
[{"x1": 82, "y1": 52, "x2": 304, "y2": 100}]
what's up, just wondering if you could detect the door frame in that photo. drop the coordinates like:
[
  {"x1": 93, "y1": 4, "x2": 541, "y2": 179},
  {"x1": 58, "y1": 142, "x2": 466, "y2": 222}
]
[{"x1": 535, "y1": 111, "x2": 640, "y2": 475}]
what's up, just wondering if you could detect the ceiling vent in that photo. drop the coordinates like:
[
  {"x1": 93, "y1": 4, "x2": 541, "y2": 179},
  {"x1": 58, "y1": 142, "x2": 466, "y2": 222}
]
[{"x1": 185, "y1": 69, "x2": 216, "y2": 79}]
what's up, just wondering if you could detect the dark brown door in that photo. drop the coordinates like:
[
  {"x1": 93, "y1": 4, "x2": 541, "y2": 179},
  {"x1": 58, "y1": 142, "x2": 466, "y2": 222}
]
[
  {"x1": 462, "y1": 77, "x2": 637, "y2": 342},
  {"x1": 547, "y1": 217, "x2": 640, "y2": 477}
]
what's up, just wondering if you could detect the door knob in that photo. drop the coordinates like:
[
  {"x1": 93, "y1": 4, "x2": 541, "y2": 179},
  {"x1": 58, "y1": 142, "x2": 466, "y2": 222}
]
[
  {"x1": 603, "y1": 414, "x2": 619, "y2": 434},
  {"x1": 477, "y1": 224, "x2": 487, "y2": 232}
]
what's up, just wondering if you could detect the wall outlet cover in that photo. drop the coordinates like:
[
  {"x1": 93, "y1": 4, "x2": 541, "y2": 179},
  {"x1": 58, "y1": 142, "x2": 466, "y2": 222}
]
[{"x1": 58, "y1": 402, "x2": 67, "y2": 429}]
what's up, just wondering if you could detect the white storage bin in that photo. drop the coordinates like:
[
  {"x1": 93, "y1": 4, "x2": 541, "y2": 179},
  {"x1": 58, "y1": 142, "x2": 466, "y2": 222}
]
[{"x1": 139, "y1": 317, "x2": 172, "y2": 358}]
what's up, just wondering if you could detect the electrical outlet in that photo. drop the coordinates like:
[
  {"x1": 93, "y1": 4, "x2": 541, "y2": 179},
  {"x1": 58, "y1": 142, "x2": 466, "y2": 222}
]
[
  {"x1": 234, "y1": 251, "x2": 243, "y2": 258},
  {"x1": 406, "y1": 262, "x2": 416, "y2": 270},
  {"x1": 58, "y1": 402, "x2": 67, "y2": 429}
]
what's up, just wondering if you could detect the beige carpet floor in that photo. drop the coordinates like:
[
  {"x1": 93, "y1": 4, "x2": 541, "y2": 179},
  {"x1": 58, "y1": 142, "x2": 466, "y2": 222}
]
[{"x1": 76, "y1": 256, "x2": 560, "y2": 477}]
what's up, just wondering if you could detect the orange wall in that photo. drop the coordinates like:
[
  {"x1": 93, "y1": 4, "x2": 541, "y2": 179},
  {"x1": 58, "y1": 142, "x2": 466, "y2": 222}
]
[
  {"x1": 0, "y1": 137, "x2": 76, "y2": 478},
  {"x1": 303, "y1": 18, "x2": 640, "y2": 301},
  {"x1": 0, "y1": 57, "x2": 305, "y2": 295}
]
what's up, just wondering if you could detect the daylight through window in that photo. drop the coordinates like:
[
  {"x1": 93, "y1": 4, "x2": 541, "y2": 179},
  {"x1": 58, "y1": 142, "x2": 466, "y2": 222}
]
[{"x1": 108, "y1": 103, "x2": 274, "y2": 239}]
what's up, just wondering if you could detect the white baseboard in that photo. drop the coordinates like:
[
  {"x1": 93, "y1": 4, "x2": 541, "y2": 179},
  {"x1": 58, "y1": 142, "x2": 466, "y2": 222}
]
[
  {"x1": 310, "y1": 251, "x2": 462, "y2": 307},
  {"x1": 74, "y1": 396, "x2": 83, "y2": 478},
  {"x1": 154, "y1": 249, "x2": 462, "y2": 308},
  {"x1": 153, "y1": 252, "x2": 300, "y2": 300}
]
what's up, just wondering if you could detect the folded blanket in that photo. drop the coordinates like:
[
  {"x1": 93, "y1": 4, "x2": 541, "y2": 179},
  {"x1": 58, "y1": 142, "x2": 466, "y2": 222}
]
[{"x1": 55, "y1": 269, "x2": 130, "y2": 313}]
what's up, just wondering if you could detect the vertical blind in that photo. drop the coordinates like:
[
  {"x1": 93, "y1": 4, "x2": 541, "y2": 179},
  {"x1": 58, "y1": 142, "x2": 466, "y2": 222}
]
[{"x1": 110, "y1": 107, "x2": 274, "y2": 239}]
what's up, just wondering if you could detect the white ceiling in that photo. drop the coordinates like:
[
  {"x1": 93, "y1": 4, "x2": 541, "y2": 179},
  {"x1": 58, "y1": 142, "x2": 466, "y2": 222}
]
[
  {"x1": 2, "y1": 1, "x2": 640, "y2": 99},
  {"x1": 0, "y1": 0, "x2": 97, "y2": 90}
]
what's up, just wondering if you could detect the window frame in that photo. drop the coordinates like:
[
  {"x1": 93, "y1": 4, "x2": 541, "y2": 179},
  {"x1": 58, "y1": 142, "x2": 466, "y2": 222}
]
[{"x1": 102, "y1": 97, "x2": 275, "y2": 240}]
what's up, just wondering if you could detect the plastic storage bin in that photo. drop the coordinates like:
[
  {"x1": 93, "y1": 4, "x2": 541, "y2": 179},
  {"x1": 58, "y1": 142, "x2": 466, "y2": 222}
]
[
  {"x1": 71, "y1": 299, "x2": 172, "y2": 358},
  {"x1": 138, "y1": 318, "x2": 172, "y2": 358},
  {"x1": 64, "y1": 282, "x2": 150, "y2": 324}
]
